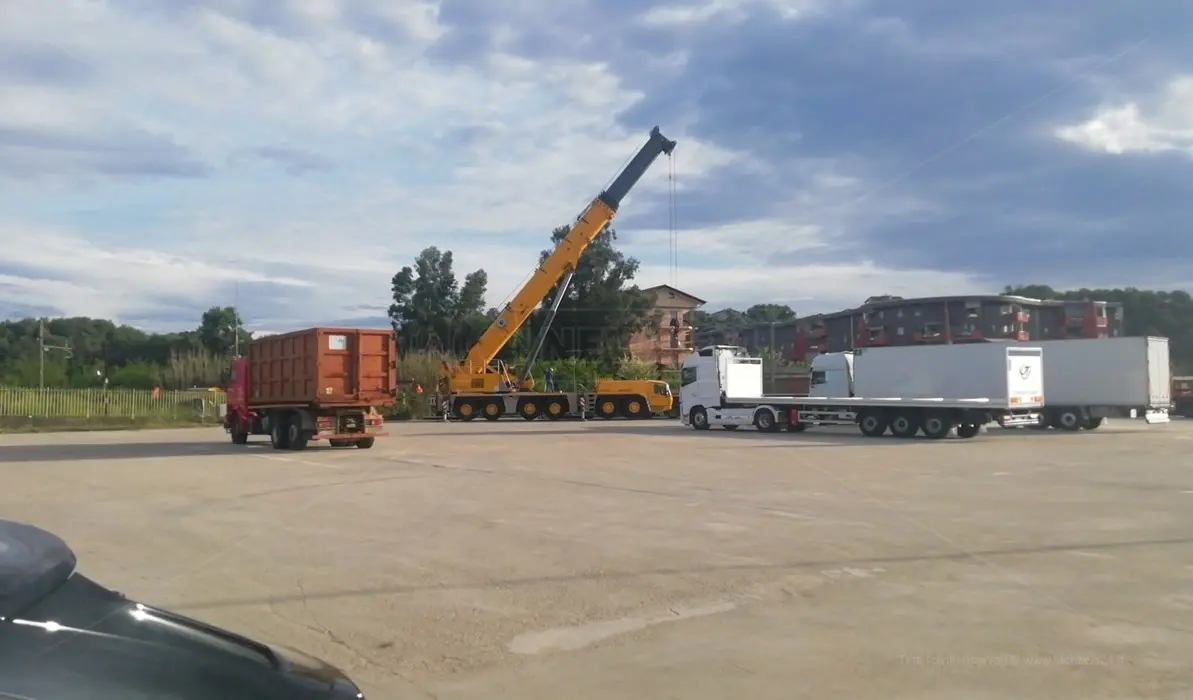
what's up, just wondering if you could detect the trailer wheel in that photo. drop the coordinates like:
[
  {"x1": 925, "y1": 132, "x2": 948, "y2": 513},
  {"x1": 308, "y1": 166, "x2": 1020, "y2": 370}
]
[
  {"x1": 920, "y1": 412, "x2": 954, "y2": 440},
  {"x1": 482, "y1": 399, "x2": 504, "y2": 421},
  {"x1": 753, "y1": 408, "x2": 780, "y2": 433},
  {"x1": 857, "y1": 410, "x2": 888, "y2": 437},
  {"x1": 356, "y1": 437, "x2": 375, "y2": 449},
  {"x1": 1055, "y1": 409, "x2": 1083, "y2": 431},
  {"x1": 596, "y1": 397, "x2": 619, "y2": 420},
  {"x1": 689, "y1": 406, "x2": 710, "y2": 430},
  {"x1": 543, "y1": 398, "x2": 567, "y2": 420},
  {"x1": 956, "y1": 423, "x2": 981, "y2": 439},
  {"x1": 621, "y1": 396, "x2": 647, "y2": 419},
  {"x1": 1082, "y1": 416, "x2": 1105, "y2": 430},
  {"x1": 517, "y1": 399, "x2": 540, "y2": 421},
  {"x1": 888, "y1": 412, "x2": 920, "y2": 438},
  {"x1": 286, "y1": 420, "x2": 309, "y2": 451}
]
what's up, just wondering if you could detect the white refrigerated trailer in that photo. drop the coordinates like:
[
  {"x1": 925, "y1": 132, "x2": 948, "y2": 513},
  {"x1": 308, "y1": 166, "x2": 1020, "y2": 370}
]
[
  {"x1": 679, "y1": 344, "x2": 1045, "y2": 439},
  {"x1": 1013, "y1": 336, "x2": 1170, "y2": 430}
]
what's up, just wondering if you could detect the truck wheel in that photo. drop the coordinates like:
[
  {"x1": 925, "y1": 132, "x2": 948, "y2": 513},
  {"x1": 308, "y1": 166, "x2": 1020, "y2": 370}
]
[
  {"x1": 230, "y1": 428, "x2": 249, "y2": 445},
  {"x1": 454, "y1": 399, "x2": 478, "y2": 421},
  {"x1": 956, "y1": 423, "x2": 981, "y2": 439},
  {"x1": 689, "y1": 406, "x2": 710, "y2": 431},
  {"x1": 269, "y1": 417, "x2": 290, "y2": 450},
  {"x1": 920, "y1": 412, "x2": 954, "y2": 440},
  {"x1": 753, "y1": 408, "x2": 780, "y2": 433},
  {"x1": 356, "y1": 437, "x2": 375, "y2": 449},
  {"x1": 517, "y1": 399, "x2": 540, "y2": 420},
  {"x1": 286, "y1": 421, "x2": 309, "y2": 451},
  {"x1": 1082, "y1": 416, "x2": 1104, "y2": 430},
  {"x1": 858, "y1": 410, "x2": 888, "y2": 437},
  {"x1": 482, "y1": 400, "x2": 504, "y2": 421},
  {"x1": 1056, "y1": 409, "x2": 1083, "y2": 431},
  {"x1": 543, "y1": 398, "x2": 567, "y2": 420},
  {"x1": 596, "y1": 397, "x2": 618, "y2": 420},
  {"x1": 621, "y1": 396, "x2": 647, "y2": 419},
  {"x1": 888, "y1": 412, "x2": 920, "y2": 438}
]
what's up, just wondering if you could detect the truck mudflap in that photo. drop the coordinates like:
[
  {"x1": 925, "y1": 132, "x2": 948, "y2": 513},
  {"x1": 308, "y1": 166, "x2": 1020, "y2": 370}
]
[{"x1": 997, "y1": 412, "x2": 1042, "y2": 427}]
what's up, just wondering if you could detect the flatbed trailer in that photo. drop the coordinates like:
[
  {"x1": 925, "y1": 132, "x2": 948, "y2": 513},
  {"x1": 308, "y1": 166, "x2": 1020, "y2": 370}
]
[
  {"x1": 680, "y1": 345, "x2": 1044, "y2": 439},
  {"x1": 687, "y1": 394, "x2": 1041, "y2": 438}
]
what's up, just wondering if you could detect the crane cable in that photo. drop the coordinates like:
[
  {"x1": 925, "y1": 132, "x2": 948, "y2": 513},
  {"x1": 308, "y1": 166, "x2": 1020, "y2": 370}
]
[{"x1": 668, "y1": 150, "x2": 678, "y2": 287}]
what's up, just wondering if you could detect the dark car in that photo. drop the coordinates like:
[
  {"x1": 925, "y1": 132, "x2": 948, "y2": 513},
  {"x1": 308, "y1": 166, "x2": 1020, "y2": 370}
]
[{"x1": 0, "y1": 519, "x2": 365, "y2": 699}]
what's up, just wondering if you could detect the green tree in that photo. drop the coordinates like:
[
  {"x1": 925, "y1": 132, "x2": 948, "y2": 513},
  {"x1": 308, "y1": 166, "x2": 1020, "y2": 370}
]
[
  {"x1": 197, "y1": 306, "x2": 251, "y2": 357},
  {"x1": 745, "y1": 303, "x2": 795, "y2": 323},
  {"x1": 388, "y1": 246, "x2": 489, "y2": 355},
  {"x1": 528, "y1": 225, "x2": 653, "y2": 365}
]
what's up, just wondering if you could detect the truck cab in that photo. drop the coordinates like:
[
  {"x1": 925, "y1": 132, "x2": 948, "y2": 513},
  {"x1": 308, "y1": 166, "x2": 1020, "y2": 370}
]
[
  {"x1": 679, "y1": 345, "x2": 761, "y2": 422},
  {"x1": 809, "y1": 352, "x2": 854, "y2": 398}
]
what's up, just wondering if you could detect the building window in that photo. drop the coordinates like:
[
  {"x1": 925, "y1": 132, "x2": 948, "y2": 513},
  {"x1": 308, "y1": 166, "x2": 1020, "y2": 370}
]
[
  {"x1": 913, "y1": 308, "x2": 921, "y2": 317},
  {"x1": 669, "y1": 310, "x2": 679, "y2": 327},
  {"x1": 896, "y1": 308, "x2": 903, "y2": 318}
]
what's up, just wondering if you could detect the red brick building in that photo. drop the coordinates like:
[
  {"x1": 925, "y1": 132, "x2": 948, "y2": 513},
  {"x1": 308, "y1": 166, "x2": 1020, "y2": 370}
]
[{"x1": 627, "y1": 285, "x2": 706, "y2": 367}]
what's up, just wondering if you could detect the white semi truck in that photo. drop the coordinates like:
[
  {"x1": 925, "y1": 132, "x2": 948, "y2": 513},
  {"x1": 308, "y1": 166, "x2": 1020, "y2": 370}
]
[
  {"x1": 679, "y1": 344, "x2": 1044, "y2": 439},
  {"x1": 1011, "y1": 336, "x2": 1170, "y2": 430}
]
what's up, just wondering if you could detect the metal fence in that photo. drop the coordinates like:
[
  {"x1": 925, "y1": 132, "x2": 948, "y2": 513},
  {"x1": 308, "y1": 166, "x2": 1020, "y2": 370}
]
[{"x1": 0, "y1": 388, "x2": 226, "y2": 423}]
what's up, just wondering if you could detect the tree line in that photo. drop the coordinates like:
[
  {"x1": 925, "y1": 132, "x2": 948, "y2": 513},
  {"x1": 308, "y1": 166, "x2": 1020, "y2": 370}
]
[
  {"x1": 0, "y1": 307, "x2": 249, "y2": 389},
  {"x1": 7, "y1": 233, "x2": 1193, "y2": 390}
]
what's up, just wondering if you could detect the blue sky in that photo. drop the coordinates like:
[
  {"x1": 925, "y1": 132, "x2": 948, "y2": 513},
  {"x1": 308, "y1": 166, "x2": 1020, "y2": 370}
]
[{"x1": 1, "y1": 0, "x2": 1191, "y2": 332}]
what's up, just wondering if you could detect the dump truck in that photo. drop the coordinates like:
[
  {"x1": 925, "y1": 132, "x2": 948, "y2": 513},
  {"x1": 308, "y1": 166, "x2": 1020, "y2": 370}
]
[
  {"x1": 681, "y1": 344, "x2": 1044, "y2": 439},
  {"x1": 223, "y1": 327, "x2": 397, "y2": 450}
]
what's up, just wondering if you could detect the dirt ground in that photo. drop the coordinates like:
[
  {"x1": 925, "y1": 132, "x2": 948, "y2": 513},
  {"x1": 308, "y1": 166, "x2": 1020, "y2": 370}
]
[{"x1": 2, "y1": 419, "x2": 1192, "y2": 699}]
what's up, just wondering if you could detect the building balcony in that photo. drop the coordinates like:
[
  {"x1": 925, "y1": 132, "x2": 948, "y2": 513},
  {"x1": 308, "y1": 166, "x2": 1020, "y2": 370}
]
[
  {"x1": 1008, "y1": 311, "x2": 1030, "y2": 323},
  {"x1": 912, "y1": 330, "x2": 946, "y2": 343}
]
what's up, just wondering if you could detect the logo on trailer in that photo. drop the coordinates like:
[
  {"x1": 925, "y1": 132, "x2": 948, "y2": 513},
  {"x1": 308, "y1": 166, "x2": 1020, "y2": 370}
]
[{"x1": 1019, "y1": 365, "x2": 1031, "y2": 378}]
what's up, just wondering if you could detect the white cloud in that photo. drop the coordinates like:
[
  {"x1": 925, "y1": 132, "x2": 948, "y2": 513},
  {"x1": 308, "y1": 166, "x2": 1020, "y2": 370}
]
[
  {"x1": 1055, "y1": 75, "x2": 1193, "y2": 156},
  {"x1": 0, "y1": 0, "x2": 983, "y2": 331},
  {"x1": 640, "y1": 0, "x2": 826, "y2": 26}
]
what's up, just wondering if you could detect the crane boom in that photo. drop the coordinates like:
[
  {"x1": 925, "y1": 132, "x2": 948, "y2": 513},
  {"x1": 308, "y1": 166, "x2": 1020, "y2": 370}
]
[{"x1": 443, "y1": 126, "x2": 676, "y2": 386}]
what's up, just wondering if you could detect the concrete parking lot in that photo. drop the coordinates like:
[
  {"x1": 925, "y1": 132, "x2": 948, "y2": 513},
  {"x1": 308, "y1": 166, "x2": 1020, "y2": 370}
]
[{"x1": 2, "y1": 419, "x2": 1192, "y2": 699}]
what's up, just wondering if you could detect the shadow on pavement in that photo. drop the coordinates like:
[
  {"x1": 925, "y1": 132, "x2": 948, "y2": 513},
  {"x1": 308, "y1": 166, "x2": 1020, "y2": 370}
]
[
  {"x1": 0, "y1": 440, "x2": 340, "y2": 464},
  {"x1": 172, "y1": 534, "x2": 1193, "y2": 613}
]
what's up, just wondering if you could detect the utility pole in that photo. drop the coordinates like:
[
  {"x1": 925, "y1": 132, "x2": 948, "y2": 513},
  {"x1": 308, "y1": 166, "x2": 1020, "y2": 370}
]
[
  {"x1": 233, "y1": 282, "x2": 241, "y2": 357},
  {"x1": 38, "y1": 319, "x2": 74, "y2": 389}
]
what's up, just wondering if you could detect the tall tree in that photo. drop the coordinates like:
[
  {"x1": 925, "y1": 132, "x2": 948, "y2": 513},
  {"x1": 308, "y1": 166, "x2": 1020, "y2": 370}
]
[
  {"x1": 530, "y1": 225, "x2": 653, "y2": 364},
  {"x1": 197, "y1": 306, "x2": 251, "y2": 357},
  {"x1": 388, "y1": 246, "x2": 489, "y2": 354}
]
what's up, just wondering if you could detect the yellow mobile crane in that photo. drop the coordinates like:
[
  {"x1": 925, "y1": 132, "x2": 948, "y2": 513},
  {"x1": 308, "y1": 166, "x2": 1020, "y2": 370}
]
[{"x1": 440, "y1": 126, "x2": 678, "y2": 421}]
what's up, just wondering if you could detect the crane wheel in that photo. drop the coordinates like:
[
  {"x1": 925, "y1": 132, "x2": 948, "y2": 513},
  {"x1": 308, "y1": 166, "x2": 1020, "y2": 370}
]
[
  {"x1": 543, "y1": 398, "x2": 567, "y2": 420},
  {"x1": 517, "y1": 399, "x2": 539, "y2": 420},
  {"x1": 482, "y1": 399, "x2": 504, "y2": 421},
  {"x1": 595, "y1": 397, "x2": 618, "y2": 420},
  {"x1": 621, "y1": 396, "x2": 646, "y2": 419},
  {"x1": 454, "y1": 399, "x2": 478, "y2": 421}
]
